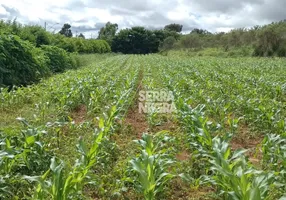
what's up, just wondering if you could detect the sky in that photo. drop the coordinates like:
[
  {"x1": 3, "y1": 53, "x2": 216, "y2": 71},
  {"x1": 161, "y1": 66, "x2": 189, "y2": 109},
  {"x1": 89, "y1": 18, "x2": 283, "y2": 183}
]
[{"x1": 0, "y1": 0, "x2": 285, "y2": 38}]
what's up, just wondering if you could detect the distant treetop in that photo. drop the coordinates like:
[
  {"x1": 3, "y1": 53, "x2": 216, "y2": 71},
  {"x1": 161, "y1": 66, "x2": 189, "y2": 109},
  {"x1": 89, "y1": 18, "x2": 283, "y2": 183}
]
[
  {"x1": 59, "y1": 23, "x2": 73, "y2": 37},
  {"x1": 164, "y1": 23, "x2": 183, "y2": 33}
]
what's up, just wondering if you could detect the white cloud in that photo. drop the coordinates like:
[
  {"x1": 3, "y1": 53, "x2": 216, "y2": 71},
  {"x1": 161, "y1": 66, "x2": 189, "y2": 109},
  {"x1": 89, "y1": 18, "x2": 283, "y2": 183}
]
[
  {"x1": 0, "y1": 0, "x2": 285, "y2": 36},
  {"x1": 0, "y1": 5, "x2": 8, "y2": 16},
  {"x1": 85, "y1": 8, "x2": 123, "y2": 23}
]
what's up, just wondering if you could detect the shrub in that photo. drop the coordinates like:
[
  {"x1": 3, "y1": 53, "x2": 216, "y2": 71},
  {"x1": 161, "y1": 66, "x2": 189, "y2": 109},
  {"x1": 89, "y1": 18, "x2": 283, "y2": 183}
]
[
  {"x1": 0, "y1": 34, "x2": 50, "y2": 87},
  {"x1": 102, "y1": 40, "x2": 111, "y2": 52},
  {"x1": 51, "y1": 34, "x2": 77, "y2": 53},
  {"x1": 72, "y1": 38, "x2": 111, "y2": 54},
  {"x1": 68, "y1": 52, "x2": 80, "y2": 68},
  {"x1": 159, "y1": 36, "x2": 176, "y2": 52},
  {"x1": 20, "y1": 26, "x2": 51, "y2": 47},
  {"x1": 41, "y1": 45, "x2": 78, "y2": 73},
  {"x1": 74, "y1": 38, "x2": 86, "y2": 53}
]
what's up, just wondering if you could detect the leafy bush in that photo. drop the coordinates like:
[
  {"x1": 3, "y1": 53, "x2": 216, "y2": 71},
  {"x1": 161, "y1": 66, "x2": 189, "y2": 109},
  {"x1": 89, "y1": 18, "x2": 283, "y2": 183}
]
[
  {"x1": 0, "y1": 19, "x2": 22, "y2": 35},
  {"x1": 101, "y1": 40, "x2": 112, "y2": 52},
  {"x1": 0, "y1": 34, "x2": 81, "y2": 87},
  {"x1": 159, "y1": 36, "x2": 176, "y2": 52},
  {"x1": 0, "y1": 34, "x2": 50, "y2": 87},
  {"x1": 170, "y1": 20, "x2": 286, "y2": 58},
  {"x1": 68, "y1": 53, "x2": 80, "y2": 68},
  {"x1": 41, "y1": 45, "x2": 78, "y2": 73},
  {"x1": 19, "y1": 25, "x2": 51, "y2": 47},
  {"x1": 50, "y1": 35, "x2": 111, "y2": 54},
  {"x1": 0, "y1": 20, "x2": 111, "y2": 55},
  {"x1": 51, "y1": 35, "x2": 77, "y2": 53},
  {"x1": 74, "y1": 38, "x2": 86, "y2": 53},
  {"x1": 72, "y1": 38, "x2": 111, "y2": 54}
]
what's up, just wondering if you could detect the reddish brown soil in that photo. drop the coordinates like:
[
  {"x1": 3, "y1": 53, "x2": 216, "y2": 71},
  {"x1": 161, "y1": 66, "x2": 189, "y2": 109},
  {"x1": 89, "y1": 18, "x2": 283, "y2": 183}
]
[
  {"x1": 124, "y1": 107, "x2": 149, "y2": 138},
  {"x1": 230, "y1": 137, "x2": 261, "y2": 150},
  {"x1": 230, "y1": 124, "x2": 263, "y2": 166},
  {"x1": 71, "y1": 104, "x2": 87, "y2": 124},
  {"x1": 176, "y1": 150, "x2": 190, "y2": 161},
  {"x1": 122, "y1": 68, "x2": 150, "y2": 138},
  {"x1": 167, "y1": 178, "x2": 215, "y2": 200},
  {"x1": 153, "y1": 118, "x2": 178, "y2": 132},
  {"x1": 230, "y1": 123, "x2": 262, "y2": 149}
]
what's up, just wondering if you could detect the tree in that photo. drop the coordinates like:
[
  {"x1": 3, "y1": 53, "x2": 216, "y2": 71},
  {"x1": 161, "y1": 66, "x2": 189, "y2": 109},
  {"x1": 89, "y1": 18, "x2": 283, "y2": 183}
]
[
  {"x1": 164, "y1": 23, "x2": 183, "y2": 33},
  {"x1": 78, "y1": 33, "x2": 85, "y2": 39},
  {"x1": 179, "y1": 34, "x2": 203, "y2": 49},
  {"x1": 190, "y1": 28, "x2": 211, "y2": 35},
  {"x1": 98, "y1": 22, "x2": 118, "y2": 44},
  {"x1": 59, "y1": 23, "x2": 73, "y2": 37},
  {"x1": 159, "y1": 36, "x2": 176, "y2": 51},
  {"x1": 112, "y1": 27, "x2": 161, "y2": 54},
  {"x1": 253, "y1": 24, "x2": 284, "y2": 56}
]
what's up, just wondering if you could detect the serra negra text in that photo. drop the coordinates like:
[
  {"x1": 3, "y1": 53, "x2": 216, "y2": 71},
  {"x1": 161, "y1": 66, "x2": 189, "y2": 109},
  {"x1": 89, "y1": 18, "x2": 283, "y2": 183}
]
[{"x1": 138, "y1": 90, "x2": 177, "y2": 114}]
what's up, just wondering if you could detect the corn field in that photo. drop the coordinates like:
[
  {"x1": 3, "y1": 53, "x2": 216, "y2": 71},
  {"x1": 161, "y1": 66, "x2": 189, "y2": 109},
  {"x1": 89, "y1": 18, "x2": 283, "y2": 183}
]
[{"x1": 0, "y1": 54, "x2": 286, "y2": 199}]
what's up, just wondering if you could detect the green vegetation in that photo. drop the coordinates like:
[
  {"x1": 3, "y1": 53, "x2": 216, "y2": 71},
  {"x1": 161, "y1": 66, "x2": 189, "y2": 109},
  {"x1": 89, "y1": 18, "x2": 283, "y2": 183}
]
[
  {"x1": 2, "y1": 19, "x2": 286, "y2": 57},
  {"x1": 0, "y1": 15, "x2": 286, "y2": 200},
  {"x1": 0, "y1": 20, "x2": 111, "y2": 87},
  {"x1": 168, "y1": 20, "x2": 286, "y2": 57},
  {"x1": 111, "y1": 26, "x2": 180, "y2": 54},
  {"x1": 0, "y1": 34, "x2": 50, "y2": 87},
  {"x1": 40, "y1": 45, "x2": 78, "y2": 73},
  {"x1": 0, "y1": 20, "x2": 111, "y2": 54},
  {"x1": 1, "y1": 54, "x2": 286, "y2": 199},
  {"x1": 98, "y1": 22, "x2": 118, "y2": 45},
  {"x1": 128, "y1": 133, "x2": 174, "y2": 200},
  {"x1": 0, "y1": 34, "x2": 79, "y2": 87},
  {"x1": 97, "y1": 20, "x2": 286, "y2": 57},
  {"x1": 0, "y1": 55, "x2": 138, "y2": 198}
]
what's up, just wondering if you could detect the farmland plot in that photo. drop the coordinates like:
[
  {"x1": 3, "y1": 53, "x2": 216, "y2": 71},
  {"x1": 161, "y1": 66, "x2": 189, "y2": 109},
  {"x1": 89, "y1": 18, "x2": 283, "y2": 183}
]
[{"x1": 0, "y1": 54, "x2": 286, "y2": 199}]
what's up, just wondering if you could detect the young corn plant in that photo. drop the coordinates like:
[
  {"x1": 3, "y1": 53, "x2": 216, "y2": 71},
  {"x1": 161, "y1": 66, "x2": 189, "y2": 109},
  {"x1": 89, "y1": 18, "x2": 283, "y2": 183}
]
[
  {"x1": 0, "y1": 118, "x2": 52, "y2": 199},
  {"x1": 177, "y1": 102, "x2": 232, "y2": 157},
  {"x1": 26, "y1": 106, "x2": 118, "y2": 200},
  {"x1": 208, "y1": 137, "x2": 274, "y2": 200},
  {"x1": 128, "y1": 133, "x2": 175, "y2": 200},
  {"x1": 262, "y1": 134, "x2": 286, "y2": 172},
  {"x1": 147, "y1": 107, "x2": 160, "y2": 129},
  {"x1": 262, "y1": 134, "x2": 286, "y2": 195}
]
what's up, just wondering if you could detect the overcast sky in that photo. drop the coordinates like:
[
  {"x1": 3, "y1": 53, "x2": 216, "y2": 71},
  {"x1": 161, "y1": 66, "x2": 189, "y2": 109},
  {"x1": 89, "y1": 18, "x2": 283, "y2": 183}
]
[{"x1": 0, "y1": 0, "x2": 285, "y2": 38}]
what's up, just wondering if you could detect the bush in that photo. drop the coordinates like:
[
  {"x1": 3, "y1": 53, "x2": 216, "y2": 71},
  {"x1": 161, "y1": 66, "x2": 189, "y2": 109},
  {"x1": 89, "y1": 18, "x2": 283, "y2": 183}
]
[
  {"x1": 51, "y1": 34, "x2": 77, "y2": 53},
  {"x1": 73, "y1": 38, "x2": 111, "y2": 54},
  {"x1": 102, "y1": 40, "x2": 112, "y2": 52},
  {"x1": 0, "y1": 35, "x2": 80, "y2": 87},
  {"x1": 159, "y1": 36, "x2": 176, "y2": 52},
  {"x1": 0, "y1": 34, "x2": 50, "y2": 87},
  {"x1": 74, "y1": 38, "x2": 86, "y2": 53},
  {"x1": 277, "y1": 47, "x2": 286, "y2": 57},
  {"x1": 68, "y1": 52, "x2": 80, "y2": 68},
  {"x1": 41, "y1": 45, "x2": 78, "y2": 73},
  {"x1": 0, "y1": 19, "x2": 109, "y2": 87},
  {"x1": 253, "y1": 24, "x2": 286, "y2": 57},
  {"x1": 20, "y1": 26, "x2": 51, "y2": 47}
]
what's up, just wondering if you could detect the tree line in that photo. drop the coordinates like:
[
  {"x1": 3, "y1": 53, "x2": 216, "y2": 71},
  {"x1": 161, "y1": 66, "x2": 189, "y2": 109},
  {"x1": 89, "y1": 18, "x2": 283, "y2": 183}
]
[
  {"x1": 98, "y1": 22, "x2": 182, "y2": 54},
  {"x1": 163, "y1": 21, "x2": 286, "y2": 57},
  {"x1": 98, "y1": 20, "x2": 286, "y2": 57},
  {"x1": 0, "y1": 20, "x2": 111, "y2": 87}
]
